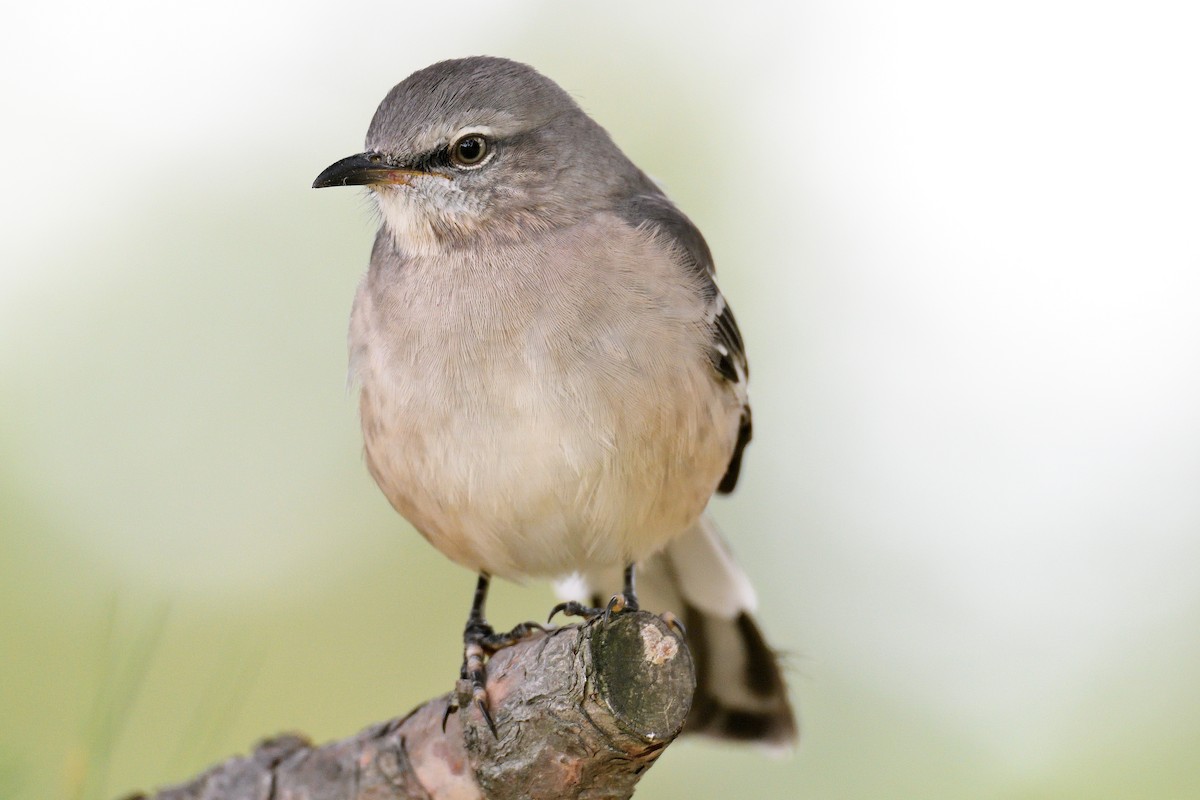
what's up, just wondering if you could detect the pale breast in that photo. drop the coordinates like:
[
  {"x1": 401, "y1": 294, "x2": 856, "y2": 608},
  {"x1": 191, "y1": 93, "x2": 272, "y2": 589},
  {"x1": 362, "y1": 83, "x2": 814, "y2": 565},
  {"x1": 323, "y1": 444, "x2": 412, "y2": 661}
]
[{"x1": 351, "y1": 214, "x2": 741, "y2": 580}]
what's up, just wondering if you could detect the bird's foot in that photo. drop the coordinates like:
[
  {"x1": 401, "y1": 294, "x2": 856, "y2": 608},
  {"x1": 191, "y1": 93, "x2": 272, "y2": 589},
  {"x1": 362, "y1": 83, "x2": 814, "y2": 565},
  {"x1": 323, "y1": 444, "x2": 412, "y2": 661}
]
[
  {"x1": 475, "y1": 619, "x2": 546, "y2": 654},
  {"x1": 442, "y1": 618, "x2": 546, "y2": 736},
  {"x1": 547, "y1": 599, "x2": 689, "y2": 640},
  {"x1": 546, "y1": 600, "x2": 600, "y2": 623},
  {"x1": 548, "y1": 592, "x2": 641, "y2": 625}
]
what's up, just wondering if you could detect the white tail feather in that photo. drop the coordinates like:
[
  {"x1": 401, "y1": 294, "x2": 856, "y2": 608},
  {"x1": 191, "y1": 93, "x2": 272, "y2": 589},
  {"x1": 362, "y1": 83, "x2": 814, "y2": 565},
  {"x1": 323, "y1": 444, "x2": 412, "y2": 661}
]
[{"x1": 554, "y1": 515, "x2": 797, "y2": 745}]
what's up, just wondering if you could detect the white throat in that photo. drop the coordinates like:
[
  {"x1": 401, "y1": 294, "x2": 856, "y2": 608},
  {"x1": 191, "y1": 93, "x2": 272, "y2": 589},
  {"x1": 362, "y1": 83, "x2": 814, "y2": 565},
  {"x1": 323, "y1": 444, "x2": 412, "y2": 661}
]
[{"x1": 372, "y1": 179, "x2": 485, "y2": 257}]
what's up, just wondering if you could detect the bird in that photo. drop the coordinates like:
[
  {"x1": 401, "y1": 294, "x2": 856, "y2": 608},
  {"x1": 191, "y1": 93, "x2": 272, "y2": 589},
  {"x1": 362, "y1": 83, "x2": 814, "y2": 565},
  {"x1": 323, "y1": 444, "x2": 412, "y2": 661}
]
[{"x1": 313, "y1": 56, "x2": 796, "y2": 745}]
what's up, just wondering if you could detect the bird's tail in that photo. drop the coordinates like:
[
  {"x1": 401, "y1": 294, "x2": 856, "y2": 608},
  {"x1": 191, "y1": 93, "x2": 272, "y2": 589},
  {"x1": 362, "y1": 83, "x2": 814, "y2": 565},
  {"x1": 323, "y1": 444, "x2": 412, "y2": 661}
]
[{"x1": 554, "y1": 516, "x2": 797, "y2": 746}]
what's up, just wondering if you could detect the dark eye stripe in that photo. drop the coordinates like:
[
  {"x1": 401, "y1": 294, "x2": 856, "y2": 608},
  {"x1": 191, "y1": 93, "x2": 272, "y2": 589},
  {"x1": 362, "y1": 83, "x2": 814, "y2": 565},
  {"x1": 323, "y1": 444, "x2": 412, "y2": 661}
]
[{"x1": 409, "y1": 131, "x2": 531, "y2": 174}]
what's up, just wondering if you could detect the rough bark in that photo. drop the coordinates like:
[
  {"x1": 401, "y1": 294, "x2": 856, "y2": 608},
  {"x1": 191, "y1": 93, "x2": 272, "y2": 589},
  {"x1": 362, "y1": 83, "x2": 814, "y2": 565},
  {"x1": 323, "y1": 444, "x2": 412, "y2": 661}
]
[{"x1": 130, "y1": 612, "x2": 694, "y2": 800}]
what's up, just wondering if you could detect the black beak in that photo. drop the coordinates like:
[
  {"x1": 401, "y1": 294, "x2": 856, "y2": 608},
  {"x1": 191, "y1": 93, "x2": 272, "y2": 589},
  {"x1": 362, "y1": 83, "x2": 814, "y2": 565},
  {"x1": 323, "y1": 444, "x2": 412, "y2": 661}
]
[{"x1": 312, "y1": 153, "x2": 427, "y2": 189}]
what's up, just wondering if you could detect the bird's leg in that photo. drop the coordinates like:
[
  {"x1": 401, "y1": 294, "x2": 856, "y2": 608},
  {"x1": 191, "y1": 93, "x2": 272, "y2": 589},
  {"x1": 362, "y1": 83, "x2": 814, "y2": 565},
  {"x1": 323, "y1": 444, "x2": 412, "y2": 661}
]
[
  {"x1": 450, "y1": 573, "x2": 496, "y2": 735},
  {"x1": 611, "y1": 566, "x2": 686, "y2": 635},
  {"x1": 548, "y1": 563, "x2": 641, "y2": 623},
  {"x1": 466, "y1": 573, "x2": 547, "y2": 654},
  {"x1": 446, "y1": 573, "x2": 545, "y2": 736}
]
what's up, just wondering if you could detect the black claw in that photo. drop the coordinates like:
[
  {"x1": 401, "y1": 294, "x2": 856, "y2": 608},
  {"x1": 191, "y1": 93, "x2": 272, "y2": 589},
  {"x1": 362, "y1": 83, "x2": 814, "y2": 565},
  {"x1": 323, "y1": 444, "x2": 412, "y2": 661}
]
[
  {"x1": 441, "y1": 701, "x2": 454, "y2": 732},
  {"x1": 602, "y1": 593, "x2": 625, "y2": 623},
  {"x1": 476, "y1": 697, "x2": 498, "y2": 738},
  {"x1": 602, "y1": 592, "x2": 640, "y2": 623},
  {"x1": 548, "y1": 600, "x2": 602, "y2": 623},
  {"x1": 660, "y1": 611, "x2": 687, "y2": 638},
  {"x1": 512, "y1": 620, "x2": 545, "y2": 636}
]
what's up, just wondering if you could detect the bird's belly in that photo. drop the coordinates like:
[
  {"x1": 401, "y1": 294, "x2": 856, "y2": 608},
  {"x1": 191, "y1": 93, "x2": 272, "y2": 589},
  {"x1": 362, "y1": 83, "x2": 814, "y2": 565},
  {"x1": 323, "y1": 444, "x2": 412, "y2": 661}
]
[
  {"x1": 358, "y1": 347, "x2": 733, "y2": 581},
  {"x1": 350, "y1": 218, "x2": 740, "y2": 580}
]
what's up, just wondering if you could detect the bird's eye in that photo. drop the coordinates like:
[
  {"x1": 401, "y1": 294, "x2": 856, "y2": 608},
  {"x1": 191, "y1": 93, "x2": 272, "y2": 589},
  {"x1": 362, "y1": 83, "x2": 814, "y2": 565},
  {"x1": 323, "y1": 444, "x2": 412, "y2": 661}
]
[{"x1": 450, "y1": 134, "x2": 489, "y2": 167}]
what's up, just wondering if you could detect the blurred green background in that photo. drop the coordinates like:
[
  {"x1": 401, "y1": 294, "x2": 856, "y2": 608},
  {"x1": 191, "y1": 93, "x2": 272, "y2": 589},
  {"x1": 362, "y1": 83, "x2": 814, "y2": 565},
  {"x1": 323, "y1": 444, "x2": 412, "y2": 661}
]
[{"x1": 4, "y1": 1, "x2": 1200, "y2": 798}]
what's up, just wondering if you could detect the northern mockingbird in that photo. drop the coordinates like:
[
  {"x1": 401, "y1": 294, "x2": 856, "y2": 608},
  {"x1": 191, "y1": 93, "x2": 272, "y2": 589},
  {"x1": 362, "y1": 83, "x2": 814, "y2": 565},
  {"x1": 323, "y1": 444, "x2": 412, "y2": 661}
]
[{"x1": 314, "y1": 56, "x2": 795, "y2": 745}]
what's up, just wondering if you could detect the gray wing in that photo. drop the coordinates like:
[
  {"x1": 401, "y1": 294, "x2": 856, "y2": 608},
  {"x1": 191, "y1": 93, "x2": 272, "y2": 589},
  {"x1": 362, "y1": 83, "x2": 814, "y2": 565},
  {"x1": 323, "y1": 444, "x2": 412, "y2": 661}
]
[{"x1": 620, "y1": 191, "x2": 752, "y2": 494}]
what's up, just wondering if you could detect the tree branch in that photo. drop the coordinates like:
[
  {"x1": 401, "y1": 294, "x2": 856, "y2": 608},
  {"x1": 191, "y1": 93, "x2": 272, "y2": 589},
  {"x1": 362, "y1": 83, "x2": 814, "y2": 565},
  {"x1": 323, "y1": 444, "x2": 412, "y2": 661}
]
[{"x1": 133, "y1": 611, "x2": 694, "y2": 800}]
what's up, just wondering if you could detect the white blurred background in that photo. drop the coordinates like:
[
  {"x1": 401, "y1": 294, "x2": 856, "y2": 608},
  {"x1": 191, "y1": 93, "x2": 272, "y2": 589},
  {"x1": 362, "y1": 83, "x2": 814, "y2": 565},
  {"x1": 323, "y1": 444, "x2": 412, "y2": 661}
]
[{"x1": 3, "y1": 2, "x2": 1199, "y2": 798}]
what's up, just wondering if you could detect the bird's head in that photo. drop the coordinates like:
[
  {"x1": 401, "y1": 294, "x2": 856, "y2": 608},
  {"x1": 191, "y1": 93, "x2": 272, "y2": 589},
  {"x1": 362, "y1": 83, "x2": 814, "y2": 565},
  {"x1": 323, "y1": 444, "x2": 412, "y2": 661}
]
[{"x1": 314, "y1": 57, "x2": 641, "y2": 255}]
